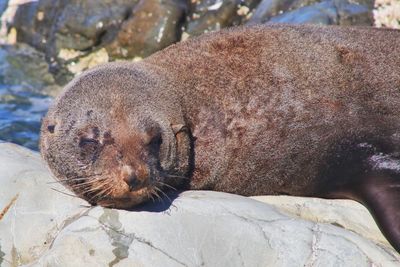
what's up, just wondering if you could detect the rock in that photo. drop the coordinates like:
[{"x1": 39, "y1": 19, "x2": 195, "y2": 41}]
[
  {"x1": 251, "y1": 196, "x2": 389, "y2": 246},
  {"x1": 0, "y1": 43, "x2": 58, "y2": 93},
  {"x1": 0, "y1": 0, "x2": 7, "y2": 18},
  {"x1": 12, "y1": 0, "x2": 138, "y2": 52},
  {"x1": 32, "y1": 193, "x2": 400, "y2": 267},
  {"x1": 253, "y1": 0, "x2": 373, "y2": 26},
  {"x1": 268, "y1": 1, "x2": 339, "y2": 25},
  {"x1": 184, "y1": 0, "x2": 261, "y2": 37},
  {"x1": 249, "y1": 0, "x2": 297, "y2": 23},
  {"x1": 106, "y1": 0, "x2": 186, "y2": 59},
  {"x1": 0, "y1": 0, "x2": 19, "y2": 43},
  {"x1": 250, "y1": 0, "x2": 341, "y2": 24},
  {"x1": 0, "y1": 143, "x2": 87, "y2": 266},
  {"x1": 268, "y1": 2, "x2": 338, "y2": 25},
  {"x1": 334, "y1": 0, "x2": 373, "y2": 25},
  {"x1": 10, "y1": 0, "x2": 138, "y2": 77},
  {"x1": 374, "y1": 0, "x2": 400, "y2": 29},
  {"x1": 288, "y1": 0, "x2": 322, "y2": 9},
  {"x1": 63, "y1": 48, "x2": 109, "y2": 75},
  {"x1": 0, "y1": 142, "x2": 399, "y2": 266}
]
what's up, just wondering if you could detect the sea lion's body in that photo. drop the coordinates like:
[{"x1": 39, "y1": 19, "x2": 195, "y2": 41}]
[{"x1": 40, "y1": 24, "x2": 400, "y2": 252}]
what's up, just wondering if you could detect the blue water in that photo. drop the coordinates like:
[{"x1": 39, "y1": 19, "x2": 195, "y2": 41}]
[
  {"x1": 0, "y1": 83, "x2": 52, "y2": 150},
  {"x1": 0, "y1": 48, "x2": 53, "y2": 150}
]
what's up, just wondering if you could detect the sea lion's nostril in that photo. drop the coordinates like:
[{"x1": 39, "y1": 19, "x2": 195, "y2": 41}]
[{"x1": 124, "y1": 175, "x2": 141, "y2": 191}]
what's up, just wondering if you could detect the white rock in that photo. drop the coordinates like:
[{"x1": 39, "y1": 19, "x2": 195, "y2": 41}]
[
  {"x1": 0, "y1": 143, "x2": 87, "y2": 266},
  {"x1": 0, "y1": 143, "x2": 399, "y2": 267},
  {"x1": 251, "y1": 196, "x2": 389, "y2": 246}
]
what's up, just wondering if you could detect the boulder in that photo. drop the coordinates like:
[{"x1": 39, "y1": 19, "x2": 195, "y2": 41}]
[
  {"x1": 106, "y1": 0, "x2": 186, "y2": 59},
  {"x1": 184, "y1": 0, "x2": 261, "y2": 37},
  {"x1": 0, "y1": 142, "x2": 399, "y2": 266},
  {"x1": 249, "y1": 0, "x2": 298, "y2": 23},
  {"x1": 250, "y1": 0, "x2": 373, "y2": 25},
  {"x1": 374, "y1": 0, "x2": 400, "y2": 29},
  {"x1": 0, "y1": 143, "x2": 87, "y2": 266},
  {"x1": 252, "y1": 196, "x2": 389, "y2": 246},
  {"x1": 9, "y1": 0, "x2": 138, "y2": 76},
  {"x1": 334, "y1": 0, "x2": 374, "y2": 25},
  {"x1": 0, "y1": 0, "x2": 7, "y2": 18},
  {"x1": 11, "y1": 0, "x2": 138, "y2": 53},
  {"x1": 268, "y1": 1, "x2": 338, "y2": 25}
]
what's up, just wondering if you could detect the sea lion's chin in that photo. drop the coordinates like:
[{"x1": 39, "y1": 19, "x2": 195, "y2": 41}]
[{"x1": 95, "y1": 186, "x2": 153, "y2": 209}]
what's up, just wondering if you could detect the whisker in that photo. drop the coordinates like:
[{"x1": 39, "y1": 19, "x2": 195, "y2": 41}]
[
  {"x1": 96, "y1": 184, "x2": 114, "y2": 197},
  {"x1": 47, "y1": 177, "x2": 85, "y2": 184},
  {"x1": 49, "y1": 174, "x2": 104, "y2": 184},
  {"x1": 156, "y1": 181, "x2": 177, "y2": 191},
  {"x1": 70, "y1": 184, "x2": 92, "y2": 191},
  {"x1": 88, "y1": 182, "x2": 115, "y2": 203},
  {"x1": 50, "y1": 188, "x2": 79, "y2": 199},
  {"x1": 166, "y1": 174, "x2": 189, "y2": 180},
  {"x1": 88, "y1": 195, "x2": 99, "y2": 204},
  {"x1": 148, "y1": 193, "x2": 155, "y2": 203},
  {"x1": 71, "y1": 178, "x2": 106, "y2": 188},
  {"x1": 81, "y1": 182, "x2": 109, "y2": 194},
  {"x1": 154, "y1": 186, "x2": 172, "y2": 203},
  {"x1": 46, "y1": 180, "x2": 64, "y2": 184},
  {"x1": 152, "y1": 189, "x2": 163, "y2": 203},
  {"x1": 72, "y1": 173, "x2": 103, "y2": 179}
]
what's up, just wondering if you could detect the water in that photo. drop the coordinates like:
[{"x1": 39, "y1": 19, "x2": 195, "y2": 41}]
[
  {"x1": 0, "y1": 83, "x2": 52, "y2": 150},
  {"x1": 0, "y1": 45, "x2": 58, "y2": 151}
]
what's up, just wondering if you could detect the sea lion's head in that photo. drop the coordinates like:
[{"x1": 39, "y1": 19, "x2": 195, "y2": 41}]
[{"x1": 40, "y1": 63, "x2": 191, "y2": 209}]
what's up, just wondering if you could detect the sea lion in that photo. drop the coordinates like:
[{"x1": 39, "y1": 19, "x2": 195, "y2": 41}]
[{"x1": 40, "y1": 24, "x2": 400, "y2": 252}]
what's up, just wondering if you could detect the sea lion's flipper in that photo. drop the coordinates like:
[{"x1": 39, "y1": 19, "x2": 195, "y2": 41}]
[
  {"x1": 357, "y1": 170, "x2": 400, "y2": 252},
  {"x1": 317, "y1": 142, "x2": 400, "y2": 252}
]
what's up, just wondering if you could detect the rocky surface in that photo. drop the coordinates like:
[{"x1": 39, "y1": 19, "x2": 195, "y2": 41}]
[
  {"x1": 0, "y1": 142, "x2": 87, "y2": 266},
  {"x1": 8, "y1": 0, "x2": 139, "y2": 80},
  {"x1": 0, "y1": 43, "x2": 59, "y2": 95},
  {"x1": 0, "y1": 1, "x2": 7, "y2": 17},
  {"x1": 183, "y1": 0, "x2": 260, "y2": 37},
  {"x1": 0, "y1": 142, "x2": 399, "y2": 266},
  {"x1": 106, "y1": 0, "x2": 186, "y2": 59},
  {"x1": 250, "y1": 0, "x2": 373, "y2": 25},
  {"x1": 374, "y1": 0, "x2": 400, "y2": 29},
  {"x1": 252, "y1": 196, "x2": 390, "y2": 246}
]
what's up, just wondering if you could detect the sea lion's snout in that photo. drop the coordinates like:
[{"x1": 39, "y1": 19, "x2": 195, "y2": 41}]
[
  {"x1": 121, "y1": 164, "x2": 149, "y2": 192},
  {"x1": 123, "y1": 174, "x2": 140, "y2": 191}
]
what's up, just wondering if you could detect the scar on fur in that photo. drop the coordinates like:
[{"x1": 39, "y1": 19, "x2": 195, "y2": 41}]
[{"x1": 0, "y1": 194, "x2": 19, "y2": 221}]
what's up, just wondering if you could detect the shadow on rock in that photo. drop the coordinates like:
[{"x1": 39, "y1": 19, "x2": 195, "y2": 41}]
[{"x1": 129, "y1": 190, "x2": 182, "y2": 213}]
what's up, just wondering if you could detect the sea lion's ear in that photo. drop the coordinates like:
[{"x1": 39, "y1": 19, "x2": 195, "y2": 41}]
[
  {"x1": 170, "y1": 123, "x2": 191, "y2": 181},
  {"x1": 142, "y1": 123, "x2": 162, "y2": 146},
  {"x1": 171, "y1": 124, "x2": 188, "y2": 135}
]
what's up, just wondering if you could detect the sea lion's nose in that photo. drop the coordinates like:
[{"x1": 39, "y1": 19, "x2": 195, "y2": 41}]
[{"x1": 123, "y1": 175, "x2": 141, "y2": 191}]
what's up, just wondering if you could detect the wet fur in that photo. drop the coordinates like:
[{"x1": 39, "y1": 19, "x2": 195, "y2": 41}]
[{"x1": 41, "y1": 24, "x2": 400, "y2": 252}]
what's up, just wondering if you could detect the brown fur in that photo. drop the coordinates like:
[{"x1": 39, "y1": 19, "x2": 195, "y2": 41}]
[
  {"x1": 41, "y1": 24, "x2": 400, "y2": 252},
  {"x1": 146, "y1": 24, "x2": 400, "y2": 196}
]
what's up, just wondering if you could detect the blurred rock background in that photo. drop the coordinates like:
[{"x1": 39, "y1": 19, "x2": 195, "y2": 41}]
[{"x1": 0, "y1": 0, "x2": 398, "y2": 150}]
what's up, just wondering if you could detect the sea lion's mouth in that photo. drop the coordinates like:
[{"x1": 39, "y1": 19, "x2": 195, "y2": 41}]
[
  {"x1": 95, "y1": 186, "x2": 154, "y2": 209},
  {"x1": 67, "y1": 162, "x2": 168, "y2": 209}
]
